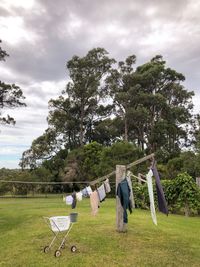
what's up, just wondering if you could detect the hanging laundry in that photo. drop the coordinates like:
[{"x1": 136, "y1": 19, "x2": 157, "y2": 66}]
[
  {"x1": 126, "y1": 174, "x2": 135, "y2": 209},
  {"x1": 81, "y1": 187, "x2": 88, "y2": 197},
  {"x1": 90, "y1": 190, "x2": 100, "y2": 216},
  {"x1": 86, "y1": 186, "x2": 93, "y2": 196},
  {"x1": 97, "y1": 184, "x2": 106, "y2": 202},
  {"x1": 146, "y1": 169, "x2": 157, "y2": 225},
  {"x1": 76, "y1": 191, "x2": 83, "y2": 201},
  {"x1": 116, "y1": 178, "x2": 132, "y2": 223},
  {"x1": 104, "y1": 178, "x2": 111, "y2": 193},
  {"x1": 151, "y1": 162, "x2": 169, "y2": 215},
  {"x1": 71, "y1": 192, "x2": 77, "y2": 209},
  {"x1": 66, "y1": 195, "x2": 73, "y2": 205}
]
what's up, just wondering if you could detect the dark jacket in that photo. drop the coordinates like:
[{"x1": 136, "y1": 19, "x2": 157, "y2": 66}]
[{"x1": 117, "y1": 178, "x2": 132, "y2": 223}]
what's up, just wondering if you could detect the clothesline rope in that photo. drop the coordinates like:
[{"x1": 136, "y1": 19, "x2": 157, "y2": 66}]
[
  {"x1": 0, "y1": 179, "x2": 116, "y2": 185},
  {"x1": 0, "y1": 153, "x2": 154, "y2": 186}
]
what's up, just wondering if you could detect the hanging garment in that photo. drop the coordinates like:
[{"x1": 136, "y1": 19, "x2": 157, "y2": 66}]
[
  {"x1": 126, "y1": 175, "x2": 135, "y2": 209},
  {"x1": 76, "y1": 191, "x2": 83, "y2": 201},
  {"x1": 66, "y1": 195, "x2": 73, "y2": 205},
  {"x1": 90, "y1": 190, "x2": 100, "y2": 216},
  {"x1": 81, "y1": 187, "x2": 88, "y2": 197},
  {"x1": 116, "y1": 178, "x2": 132, "y2": 223},
  {"x1": 97, "y1": 184, "x2": 106, "y2": 202},
  {"x1": 151, "y1": 163, "x2": 169, "y2": 215},
  {"x1": 146, "y1": 169, "x2": 157, "y2": 225},
  {"x1": 86, "y1": 186, "x2": 93, "y2": 196},
  {"x1": 104, "y1": 178, "x2": 111, "y2": 193},
  {"x1": 71, "y1": 192, "x2": 77, "y2": 209}
]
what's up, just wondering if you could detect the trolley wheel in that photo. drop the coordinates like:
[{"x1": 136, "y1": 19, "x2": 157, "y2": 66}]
[
  {"x1": 71, "y1": 245, "x2": 77, "y2": 253},
  {"x1": 55, "y1": 250, "x2": 62, "y2": 257},
  {"x1": 44, "y1": 246, "x2": 50, "y2": 253}
]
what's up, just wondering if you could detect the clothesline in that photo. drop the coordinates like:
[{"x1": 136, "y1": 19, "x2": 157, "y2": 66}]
[
  {"x1": 128, "y1": 172, "x2": 147, "y2": 183},
  {"x1": 0, "y1": 153, "x2": 154, "y2": 186},
  {"x1": 0, "y1": 179, "x2": 116, "y2": 185},
  {"x1": 90, "y1": 153, "x2": 154, "y2": 186}
]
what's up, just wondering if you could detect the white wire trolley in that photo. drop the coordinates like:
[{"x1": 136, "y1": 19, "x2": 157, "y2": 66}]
[{"x1": 43, "y1": 213, "x2": 78, "y2": 257}]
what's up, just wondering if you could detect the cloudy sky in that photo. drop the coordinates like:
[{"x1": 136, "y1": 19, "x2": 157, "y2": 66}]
[{"x1": 0, "y1": 0, "x2": 200, "y2": 169}]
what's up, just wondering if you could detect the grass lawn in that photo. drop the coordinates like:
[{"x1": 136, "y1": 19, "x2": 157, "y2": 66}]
[{"x1": 0, "y1": 197, "x2": 199, "y2": 267}]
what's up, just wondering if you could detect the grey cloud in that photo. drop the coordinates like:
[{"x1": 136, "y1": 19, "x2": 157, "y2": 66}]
[{"x1": 1, "y1": 0, "x2": 198, "y2": 87}]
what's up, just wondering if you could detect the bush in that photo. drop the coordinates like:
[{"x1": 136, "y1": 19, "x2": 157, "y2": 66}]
[{"x1": 132, "y1": 173, "x2": 200, "y2": 216}]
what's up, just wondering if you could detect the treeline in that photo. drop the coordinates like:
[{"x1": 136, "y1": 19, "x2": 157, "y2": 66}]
[{"x1": 1, "y1": 142, "x2": 200, "y2": 216}]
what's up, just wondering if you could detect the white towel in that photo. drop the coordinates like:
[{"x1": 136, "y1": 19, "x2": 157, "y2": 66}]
[
  {"x1": 97, "y1": 184, "x2": 106, "y2": 202},
  {"x1": 76, "y1": 191, "x2": 83, "y2": 201},
  {"x1": 104, "y1": 178, "x2": 111, "y2": 193},
  {"x1": 65, "y1": 195, "x2": 73, "y2": 205},
  {"x1": 86, "y1": 186, "x2": 93, "y2": 196},
  {"x1": 146, "y1": 169, "x2": 157, "y2": 225}
]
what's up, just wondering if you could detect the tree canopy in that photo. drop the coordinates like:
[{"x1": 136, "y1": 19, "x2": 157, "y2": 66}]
[{"x1": 0, "y1": 40, "x2": 26, "y2": 126}]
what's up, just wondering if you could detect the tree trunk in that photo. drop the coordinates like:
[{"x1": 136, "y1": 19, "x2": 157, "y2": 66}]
[
  {"x1": 80, "y1": 104, "x2": 84, "y2": 146},
  {"x1": 124, "y1": 116, "x2": 128, "y2": 142},
  {"x1": 184, "y1": 200, "x2": 190, "y2": 217}
]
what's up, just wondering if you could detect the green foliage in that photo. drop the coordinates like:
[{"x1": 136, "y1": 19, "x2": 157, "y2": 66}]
[
  {"x1": 0, "y1": 41, "x2": 26, "y2": 126},
  {"x1": 21, "y1": 49, "x2": 195, "y2": 167},
  {"x1": 173, "y1": 173, "x2": 200, "y2": 216},
  {"x1": 132, "y1": 172, "x2": 200, "y2": 216},
  {"x1": 61, "y1": 141, "x2": 143, "y2": 184},
  {"x1": 166, "y1": 151, "x2": 198, "y2": 178},
  {"x1": 97, "y1": 142, "x2": 143, "y2": 176}
]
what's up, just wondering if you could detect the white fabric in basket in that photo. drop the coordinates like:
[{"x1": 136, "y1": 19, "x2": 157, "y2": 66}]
[{"x1": 49, "y1": 216, "x2": 70, "y2": 232}]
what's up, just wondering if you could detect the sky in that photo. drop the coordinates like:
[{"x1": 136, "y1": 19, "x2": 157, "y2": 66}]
[{"x1": 0, "y1": 0, "x2": 200, "y2": 169}]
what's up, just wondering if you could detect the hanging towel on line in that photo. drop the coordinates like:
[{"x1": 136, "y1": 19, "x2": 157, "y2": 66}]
[
  {"x1": 66, "y1": 195, "x2": 73, "y2": 205},
  {"x1": 97, "y1": 184, "x2": 106, "y2": 202},
  {"x1": 104, "y1": 178, "x2": 111, "y2": 193},
  {"x1": 86, "y1": 186, "x2": 93, "y2": 196},
  {"x1": 81, "y1": 187, "x2": 88, "y2": 197},
  {"x1": 76, "y1": 191, "x2": 83, "y2": 201},
  {"x1": 90, "y1": 190, "x2": 100, "y2": 216},
  {"x1": 146, "y1": 169, "x2": 157, "y2": 225}
]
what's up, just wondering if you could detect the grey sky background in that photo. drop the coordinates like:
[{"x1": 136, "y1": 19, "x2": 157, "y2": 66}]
[{"x1": 0, "y1": 0, "x2": 200, "y2": 168}]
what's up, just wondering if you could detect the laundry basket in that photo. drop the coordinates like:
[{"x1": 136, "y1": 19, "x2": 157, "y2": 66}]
[
  {"x1": 43, "y1": 213, "x2": 78, "y2": 257},
  {"x1": 70, "y1": 213, "x2": 78, "y2": 223}
]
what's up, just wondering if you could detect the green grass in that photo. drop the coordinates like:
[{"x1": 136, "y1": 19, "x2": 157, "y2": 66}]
[{"x1": 0, "y1": 198, "x2": 199, "y2": 267}]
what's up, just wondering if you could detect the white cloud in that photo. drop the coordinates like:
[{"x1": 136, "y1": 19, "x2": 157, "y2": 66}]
[
  {"x1": 0, "y1": 0, "x2": 35, "y2": 10},
  {"x1": 0, "y1": 16, "x2": 38, "y2": 45}
]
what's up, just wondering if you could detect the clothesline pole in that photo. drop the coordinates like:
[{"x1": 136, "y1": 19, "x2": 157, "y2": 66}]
[{"x1": 116, "y1": 165, "x2": 127, "y2": 233}]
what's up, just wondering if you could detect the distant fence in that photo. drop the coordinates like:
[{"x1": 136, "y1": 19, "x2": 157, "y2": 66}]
[{"x1": 0, "y1": 193, "x2": 64, "y2": 199}]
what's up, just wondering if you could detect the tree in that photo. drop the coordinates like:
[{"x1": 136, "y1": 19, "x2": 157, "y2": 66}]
[
  {"x1": 20, "y1": 128, "x2": 58, "y2": 169},
  {"x1": 105, "y1": 55, "x2": 139, "y2": 142},
  {"x1": 66, "y1": 47, "x2": 115, "y2": 145},
  {"x1": 134, "y1": 55, "x2": 194, "y2": 157},
  {"x1": 0, "y1": 40, "x2": 26, "y2": 125},
  {"x1": 48, "y1": 96, "x2": 81, "y2": 149}
]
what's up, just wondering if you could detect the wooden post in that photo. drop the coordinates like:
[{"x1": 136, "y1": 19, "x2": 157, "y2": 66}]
[{"x1": 116, "y1": 165, "x2": 126, "y2": 232}]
